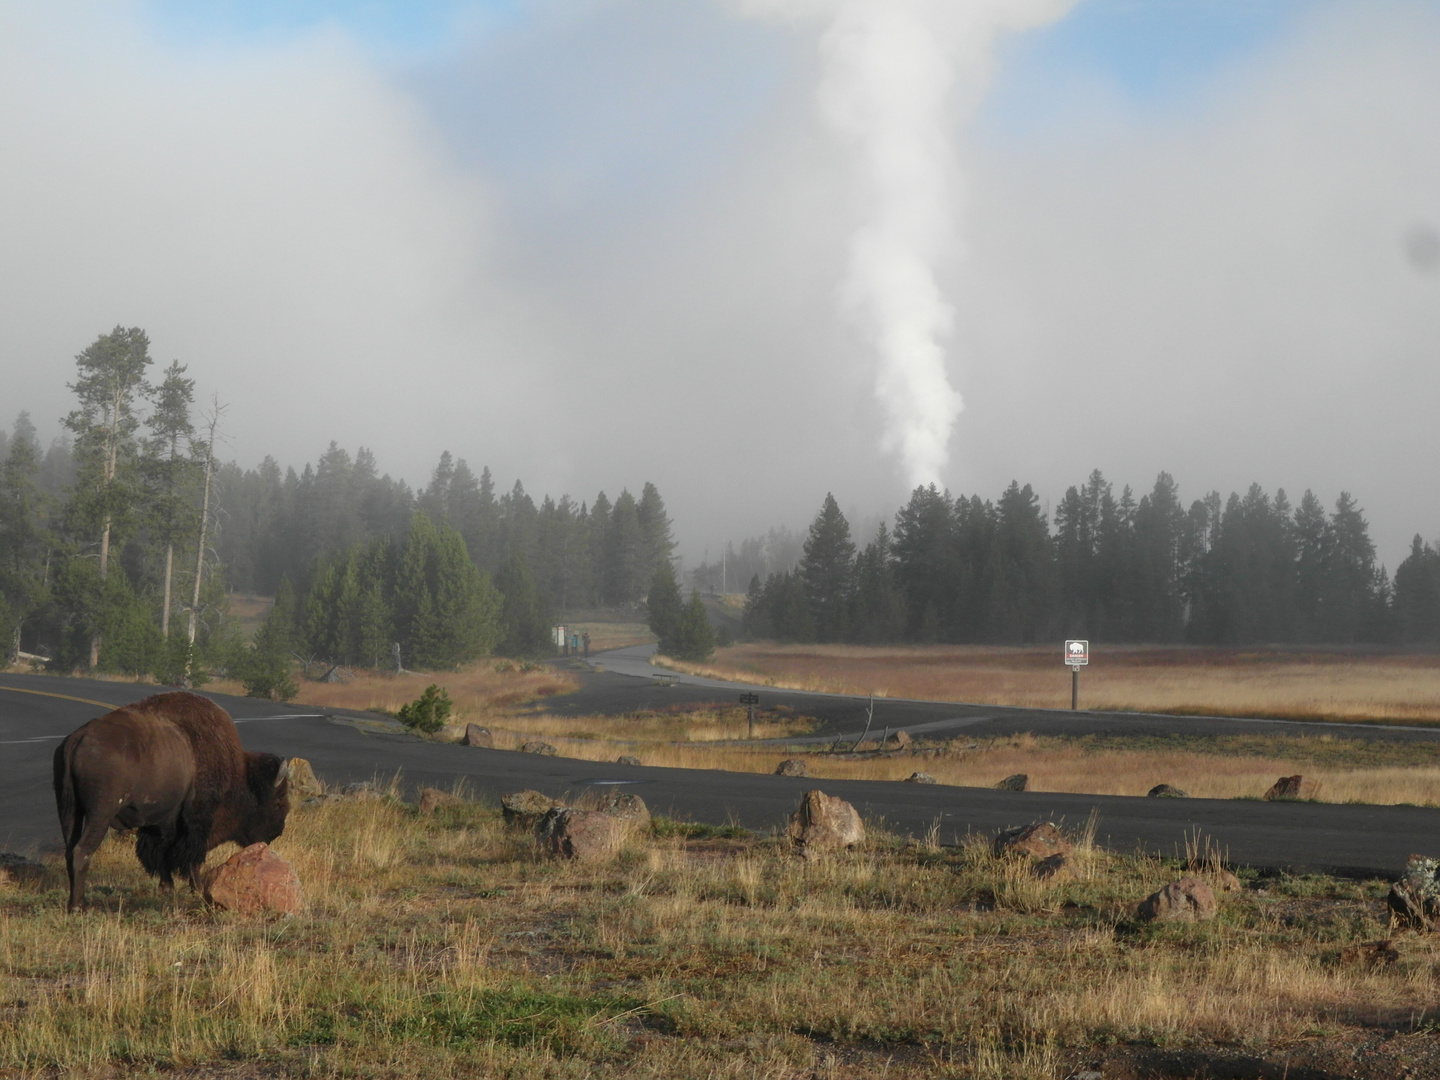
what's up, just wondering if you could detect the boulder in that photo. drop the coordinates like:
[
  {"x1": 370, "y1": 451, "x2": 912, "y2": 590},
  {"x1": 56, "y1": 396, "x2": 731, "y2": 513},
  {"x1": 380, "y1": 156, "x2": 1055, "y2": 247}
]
[
  {"x1": 993, "y1": 821, "x2": 1072, "y2": 860},
  {"x1": 775, "y1": 758, "x2": 809, "y2": 777},
  {"x1": 616, "y1": 755, "x2": 643, "y2": 767},
  {"x1": 884, "y1": 730, "x2": 913, "y2": 750},
  {"x1": 520, "y1": 740, "x2": 558, "y2": 757},
  {"x1": 996, "y1": 773, "x2": 1028, "y2": 792},
  {"x1": 461, "y1": 724, "x2": 494, "y2": 748},
  {"x1": 1136, "y1": 876, "x2": 1218, "y2": 923},
  {"x1": 502, "y1": 789, "x2": 562, "y2": 829},
  {"x1": 417, "y1": 788, "x2": 464, "y2": 816},
  {"x1": 597, "y1": 790, "x2": 650, "y2": 833},
  {"x1": 787, "y1": 790, "x2": 865, "y2": 857},
  {"x1": 284, "y1": 758, "x2": 325, "y2": 801},
  {"x1": 1147, "y1": 784, "x2": 1188, "y2": 798},
  {"x1": 0, "y1": 852, "x2": 45, "y2": 886},
  {"x1": 1033, "y1": 853, "x2": 1074, "y2": 881},
  {"x1": 536, "y1": 808, "x2": 623, "y2": 862},
  {"x1": 203, "y1": 843, "x2": 302, "y2": 916},
  {"x1": 1213, "y1": 869, "x2": 1243, "y2": 893},
  {"x1": 1388, "y1": 854, "x2": 1440, "y2": 930},
  {"x1": 905, "y1": 771, "x2": 938, "y2": 784},
  {"x1": 1263, "y1": 774, "x2": 1304, "y2": 801}
]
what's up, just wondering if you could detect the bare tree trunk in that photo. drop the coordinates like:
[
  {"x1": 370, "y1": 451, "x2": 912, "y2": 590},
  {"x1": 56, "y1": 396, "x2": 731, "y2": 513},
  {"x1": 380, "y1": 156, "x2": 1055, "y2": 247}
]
[
  {"x1": 161, "y1": 542, "x2": 174, "y2": 638},
  {"x1": 187, "y1": 410, "x2": 218, "y2": 654},
  {"x1": 90, "y1": 385, "x2": 123, "y2": 669}
]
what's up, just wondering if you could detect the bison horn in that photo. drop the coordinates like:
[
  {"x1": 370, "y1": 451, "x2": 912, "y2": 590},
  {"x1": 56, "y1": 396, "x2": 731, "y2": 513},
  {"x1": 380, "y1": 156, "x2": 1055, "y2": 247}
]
[{"x1": 275, "y1": 759, "x2": 291, "y2": 787}]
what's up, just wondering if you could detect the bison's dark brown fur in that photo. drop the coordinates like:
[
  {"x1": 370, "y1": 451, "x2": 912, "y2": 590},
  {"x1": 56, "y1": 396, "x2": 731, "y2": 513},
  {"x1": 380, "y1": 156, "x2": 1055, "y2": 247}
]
[{"x1": 53, "y1": 691, "x2": 291, "y2": 911}]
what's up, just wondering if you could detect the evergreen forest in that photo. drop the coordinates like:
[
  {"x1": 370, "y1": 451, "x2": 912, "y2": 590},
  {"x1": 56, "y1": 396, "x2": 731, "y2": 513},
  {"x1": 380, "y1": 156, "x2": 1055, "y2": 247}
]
[{"x1": 0, "y1": 327, "x2": 675, "y2": 686}]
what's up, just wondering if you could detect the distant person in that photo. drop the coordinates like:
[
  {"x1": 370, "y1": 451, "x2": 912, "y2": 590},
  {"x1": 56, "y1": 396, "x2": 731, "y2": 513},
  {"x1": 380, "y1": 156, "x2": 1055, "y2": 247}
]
[{"x1": 582, "y1": 632, "x2": 590, "y2": 659}]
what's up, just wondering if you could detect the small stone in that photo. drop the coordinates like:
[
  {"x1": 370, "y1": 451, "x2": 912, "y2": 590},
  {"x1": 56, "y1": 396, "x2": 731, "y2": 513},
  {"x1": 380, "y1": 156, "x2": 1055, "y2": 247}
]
[
  {"x1": 996, "y1": 773, "x2": 1028, "y2": 792},
  {"x1": 284, "y1": 758, "x2": 325, "y2": 801},
  {"x1": 0, "y1": 852, "x2": 45, "y2": 886},
  {"x1": 461, "y1": 723, "x2": 494, "y2": 748},
  {"x1": 502, "y1": 790, "x2": 562, "y2": 829},
  {"x1": 417, "y1": 787, "x2": 464, "y2": 816},
  {"x1": 1339, "y1": 940, "x2": 1400, "y2": 970},
  {"x1": 885, "y1": 730, "x2": 913, "y2": 749},
  {"x1": 787, "y1": 790, "x2": 865, "y2": 858},
  {"x1": 597, "y1": 791, "x2": 650, "y2": 833},
  {"x1": 905, "y1": 771, "x2": 938, "y2": 784},
  {"x1": 203, "y1": 842, "x2": 302, "y2": 916},
  {"x1": 1034, "y1": 853, "x2": 1073, "y2": 881},
  {"x1": 993, "y1": 822, "x2": 1072, "y2": 860},
  {"x1": 616, "y1": 755, "x2": 642, "y2": 766},
  {"x1": 1388, "y1": 854, "x2": 1440, "y2": 930},
  {"x1": 775, "y1": 758, "x2": 808, "y2": 777},
  {"x1": 1136, "y1": 876, "x2": 1218, "y2": 923},
  {"x1": 1213, "y1": 869, "x2": 1243, "y2": 893},
  {"x1": 1263, "y1": 774, "x2": 1304, "y2": 801},
  {"x1": 1147, "y1": 784, "x2": 1188, "y2": 798},
  {"x1": 536, "y1": 808, "x2": 623, "y2": 862},
  {"x1": 520, "y1": 740, "x2": 558, "y2": 756},
  {"x1": 341, "y1": 781, "x2": 379, "y2": 798}
]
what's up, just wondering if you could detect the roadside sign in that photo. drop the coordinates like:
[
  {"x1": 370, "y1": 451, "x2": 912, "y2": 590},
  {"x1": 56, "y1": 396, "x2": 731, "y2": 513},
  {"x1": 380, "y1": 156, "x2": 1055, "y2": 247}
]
[
  {"x1": 738, "y1": 693, "x2": 760, "y2": 706},
  {"x1": 1064, "y1": 640, "x2": 1089, "y2": 666}
]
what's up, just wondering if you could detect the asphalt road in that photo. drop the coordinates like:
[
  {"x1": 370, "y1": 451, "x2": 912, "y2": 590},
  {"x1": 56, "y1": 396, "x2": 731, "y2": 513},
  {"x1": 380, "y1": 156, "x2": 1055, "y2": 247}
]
[{"x1": 3, "y1": 657, "x2": 1438, "y2": 878}]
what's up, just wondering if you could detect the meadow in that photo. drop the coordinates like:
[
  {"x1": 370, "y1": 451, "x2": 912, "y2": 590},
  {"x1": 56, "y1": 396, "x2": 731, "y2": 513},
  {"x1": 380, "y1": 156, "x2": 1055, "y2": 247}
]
[
  {"x1": 660, "y1": 643, "x2": 1440, "y2": 724},
  {"x1": 2, "y1": 787, "x2": 1432, "y2": 1079}
]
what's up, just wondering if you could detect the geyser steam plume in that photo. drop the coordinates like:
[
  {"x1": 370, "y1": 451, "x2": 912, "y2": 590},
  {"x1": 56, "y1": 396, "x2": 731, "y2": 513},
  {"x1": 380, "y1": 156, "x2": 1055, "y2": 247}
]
[{"x1": 745, "y1": 0, "x2": 1075, "y2": 488}]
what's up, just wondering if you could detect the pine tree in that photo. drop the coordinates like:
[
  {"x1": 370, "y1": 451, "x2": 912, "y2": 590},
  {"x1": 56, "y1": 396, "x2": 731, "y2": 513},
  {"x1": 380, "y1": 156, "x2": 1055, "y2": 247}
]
[
  {"x1": 394, "y1": 511, "x2": 501, "y2": 669},
  {"x1": 494, "y1": 554, "x2": 552, "y2": 658},
  {"x1": 602, "y1": 489, "x2": 642, "y2": 605},
  {"x1": 799, "y1": 493, "x2": 855, "y2": 643},
  {"x1": 647, "y1": 560, "x2": 684, "y2": 650},
  {"x1": 63, "y1": 326, "x2": 153, "y2": 667},
  {"x1": 637, "y1": 482, "x2": 676, "y2": 585},
  {"x1": 0, "y1": 422, "x2": 49, "y2": 662},
  {"x1": 141, "y1": 361, "x2": 198, "y2": 640},
  {"x1": 668, "y1": 589, "x2": 716, "y2": 662}
]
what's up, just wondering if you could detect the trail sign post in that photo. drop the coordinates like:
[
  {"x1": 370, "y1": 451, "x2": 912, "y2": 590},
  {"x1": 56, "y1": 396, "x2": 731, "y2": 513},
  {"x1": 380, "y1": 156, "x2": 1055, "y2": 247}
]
[
  {"x1": 1064, "y1": 640, "x2": 1089, "y2": 710},
  {"x1": 739, "y1": 693, "x2": 760, "y2": 739}
]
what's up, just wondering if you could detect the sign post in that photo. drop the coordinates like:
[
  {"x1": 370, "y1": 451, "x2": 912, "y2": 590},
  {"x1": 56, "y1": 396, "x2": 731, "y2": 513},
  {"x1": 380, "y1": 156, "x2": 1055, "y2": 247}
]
[
  {"x1": 738, "y1": 692, "x2": 760, "y2": 739},
  {"x1": 1064, "y1": 639, "x2": 1089, "y2": 710}
]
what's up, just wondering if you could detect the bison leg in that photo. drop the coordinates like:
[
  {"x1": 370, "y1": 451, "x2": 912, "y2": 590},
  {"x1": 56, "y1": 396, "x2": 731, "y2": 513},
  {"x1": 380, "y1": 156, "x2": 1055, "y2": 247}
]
[{"x1": 66, "y1": 813, "x2": 112, "y2": 913}]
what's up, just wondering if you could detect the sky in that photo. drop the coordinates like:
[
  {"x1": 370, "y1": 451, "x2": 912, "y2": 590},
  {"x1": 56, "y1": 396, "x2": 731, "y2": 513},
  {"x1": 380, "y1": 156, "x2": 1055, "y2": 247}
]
[{"x1": 1, "y1": 0, "x2": 1437, "y2": 569}]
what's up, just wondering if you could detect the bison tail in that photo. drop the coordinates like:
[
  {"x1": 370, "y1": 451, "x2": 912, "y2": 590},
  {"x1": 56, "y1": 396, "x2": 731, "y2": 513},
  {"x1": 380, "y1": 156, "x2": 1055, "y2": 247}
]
[{"x1": 53, "y1": 736, "x2": 80, "y2": 845}]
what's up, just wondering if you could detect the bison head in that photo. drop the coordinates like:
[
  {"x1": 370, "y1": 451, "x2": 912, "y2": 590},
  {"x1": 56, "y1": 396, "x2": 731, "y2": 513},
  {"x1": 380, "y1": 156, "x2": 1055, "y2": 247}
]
[{"x1": 240, "y1": 752, "x2": 292, "y2": 846}]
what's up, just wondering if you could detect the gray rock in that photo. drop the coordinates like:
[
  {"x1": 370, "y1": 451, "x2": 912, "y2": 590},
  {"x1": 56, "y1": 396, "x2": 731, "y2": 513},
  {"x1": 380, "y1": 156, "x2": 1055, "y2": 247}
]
[
  {"x1": 1033, "y1": 852, "x2": 1074, "y2": 881},
  {"x1": 536, "y1": 808, "x2": 623, "y2": 862},
  {"x1": 788, "y1": 790, "x2": 864, "y2": 858},
  {"x1": 520, "y1": 740, "x2": 558, "y2": 756},
  {"x1": 994, "y1": 821, "x2": 1072, "y2": 860},
  {"x1": 1389, "y1": 854, "x2": 1440, "y2": 930},
  {"x1": 775, "y1": 757, "x2": 808, "y2": 777},
  {"x1": 905, "y1": 771, "x2": 937, "y2": 784},
  {"x1": 461, "y1": 724, "x2": 494, "y2": 748},
  {"x1": 1263, "y1": 774, "x2": 1303, "y2": 800},
  {"x1": 616, "y1": 755, "x2": 642, "y2": 767},
  {"x1": 1136, "y1": 876, "x2": 1218, "y2": 923},
  {"x1": 996, "y1": 773, "x2": 1028, "y2": 792},
  {"x1": 417, "y1": 788, "x2": 464, "y2": 816},
  {"x1": 1147, "y1": 784, "x2": 1188, "y2": 798},
  {"x1": 597, "y1": 791, "x2": 650, "y2": 833},
  {"x1": 502, "y1": 789, "x2": 561, "y2": 829}
]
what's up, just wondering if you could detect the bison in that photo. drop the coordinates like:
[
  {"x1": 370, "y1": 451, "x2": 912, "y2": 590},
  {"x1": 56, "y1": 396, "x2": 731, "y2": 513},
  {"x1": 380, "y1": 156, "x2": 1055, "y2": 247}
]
[{"x1": 53, "y1": 691, "x2": 292, "y2": 911}]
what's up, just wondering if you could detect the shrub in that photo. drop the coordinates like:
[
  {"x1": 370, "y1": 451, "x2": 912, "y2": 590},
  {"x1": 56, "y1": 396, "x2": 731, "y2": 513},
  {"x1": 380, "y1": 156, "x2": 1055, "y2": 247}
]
[{"x1": 397, "y1": 684, "x2": 453, "y2": 733}]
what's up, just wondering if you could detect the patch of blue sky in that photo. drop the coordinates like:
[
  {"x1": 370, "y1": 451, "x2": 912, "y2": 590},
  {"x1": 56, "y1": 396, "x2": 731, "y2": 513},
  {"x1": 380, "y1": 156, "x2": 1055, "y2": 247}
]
[
  {"x1": 979, "y1": 0, "x2": 1314, "y2": 136},
  {"x1": 141, "y1": 0, "x2": 517, "y2": 57}
]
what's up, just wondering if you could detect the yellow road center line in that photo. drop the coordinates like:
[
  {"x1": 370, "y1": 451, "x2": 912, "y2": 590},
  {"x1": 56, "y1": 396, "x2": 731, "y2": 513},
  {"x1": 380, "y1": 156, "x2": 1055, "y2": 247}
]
[{"x1": 0, "y1": 684, "x2": 122, "y2": 710}]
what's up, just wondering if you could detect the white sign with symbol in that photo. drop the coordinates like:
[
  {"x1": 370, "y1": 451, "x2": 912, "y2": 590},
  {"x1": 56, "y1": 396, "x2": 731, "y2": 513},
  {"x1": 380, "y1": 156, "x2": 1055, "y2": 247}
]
[{"x1": 1064, "y1": 639, "x2": 1089, "y2": 666}]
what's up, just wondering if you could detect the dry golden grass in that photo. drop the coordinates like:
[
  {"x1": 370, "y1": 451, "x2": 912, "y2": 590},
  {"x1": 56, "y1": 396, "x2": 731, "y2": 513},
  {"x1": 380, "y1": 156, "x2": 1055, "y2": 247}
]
[
  {"x1": 206, "y1": 661, "x2": 580, "y2": 721},
  {"x1": 1, "y1": 791, "x2": 1429, "y2": 1078},
  {"x1": 668, "y1": 642, "x2": 1440, "y2": 724}
]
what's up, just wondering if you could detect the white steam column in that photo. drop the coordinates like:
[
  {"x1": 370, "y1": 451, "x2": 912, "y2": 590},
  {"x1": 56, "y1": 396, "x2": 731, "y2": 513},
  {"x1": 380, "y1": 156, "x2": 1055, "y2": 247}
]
[{"x1": 743, "y1": 0, "x2": 1077, "y2": 488}]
